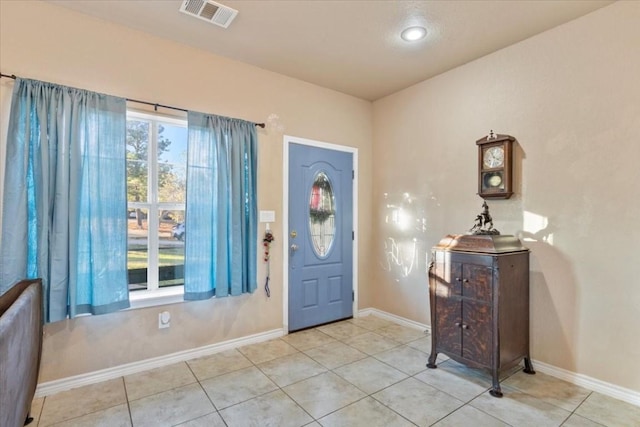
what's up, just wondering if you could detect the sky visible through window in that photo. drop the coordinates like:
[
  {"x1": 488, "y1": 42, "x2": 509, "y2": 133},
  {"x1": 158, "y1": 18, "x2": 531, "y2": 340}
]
[{"x1": 160, "y1": 124, "x2": 187, "y2": 165}]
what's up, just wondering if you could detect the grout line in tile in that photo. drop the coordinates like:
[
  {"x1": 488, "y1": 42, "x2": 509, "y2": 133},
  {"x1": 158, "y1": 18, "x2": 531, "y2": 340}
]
[
  {"x1": 424, "y1": 406, "x2": 466, "y2": 427},
  {"x1": 412, "y1": 370, "x2": 488, "y2": 405},
  {"x1": 310, "y1": 395, "x2": 377, "y2": 425},
  {"x1": 496, "y1": 374, "x2": 599, "y2": 416},
  {"x1": 34, "y1": 396, "x2": 45, "y2": 427},
  {"x1": 121, "y1": 376, "x2": 135, "y2": 427},
  {"x1": 457, "y1": 400, "x2": 516, "y2": 427},
  {"x1": 40, "y1": 402, "x2": 128, "y2": 427},
  {"x1": 184, "y1": 360, "x2": 221, "y2": 412},
  {"x1": 272, "y1": 385, "x2": 317, "y2": 424},
  {"x1": 559, "y1": 391, "x2": 610, "y2": 427}
]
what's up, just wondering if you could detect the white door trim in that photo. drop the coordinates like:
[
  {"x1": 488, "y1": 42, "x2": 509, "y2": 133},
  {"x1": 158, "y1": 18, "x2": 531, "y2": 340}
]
[{"x1": 282, "y1": 135, "x2": 358, "y2": 333}]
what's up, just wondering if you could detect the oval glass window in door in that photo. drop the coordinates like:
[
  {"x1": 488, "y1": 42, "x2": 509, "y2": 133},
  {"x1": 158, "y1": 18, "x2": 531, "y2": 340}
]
[{"x1": 309, "y1": 171, "x2": 336, "y2": 257}]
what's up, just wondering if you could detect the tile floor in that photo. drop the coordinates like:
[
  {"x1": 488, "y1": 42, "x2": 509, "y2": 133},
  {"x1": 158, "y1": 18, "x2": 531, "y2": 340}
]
[{"x1": 30, "y1": 316, "x2": 640, "y2": 427}]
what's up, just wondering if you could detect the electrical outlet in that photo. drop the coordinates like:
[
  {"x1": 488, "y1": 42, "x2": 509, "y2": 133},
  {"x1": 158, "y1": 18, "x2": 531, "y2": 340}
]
[{"x1": 158, "y1": 311, "x2": 171, "y2": 329}]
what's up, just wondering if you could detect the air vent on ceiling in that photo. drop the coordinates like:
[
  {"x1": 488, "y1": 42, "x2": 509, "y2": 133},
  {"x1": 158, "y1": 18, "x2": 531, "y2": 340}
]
[{"x1": 179, "y1": 0, "x2": 238, "y2": 29}]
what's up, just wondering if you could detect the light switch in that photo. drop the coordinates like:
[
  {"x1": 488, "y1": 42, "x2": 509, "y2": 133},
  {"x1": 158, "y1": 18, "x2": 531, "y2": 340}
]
[{"x1": 259, "y1": 210, "x2": 276, "y2": 223}]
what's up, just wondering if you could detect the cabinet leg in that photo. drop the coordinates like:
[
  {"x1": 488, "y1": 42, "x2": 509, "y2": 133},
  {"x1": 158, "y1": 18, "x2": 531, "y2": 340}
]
[
  {"x1": 427, "y1": 351, "x2": 438, "y2": 369},
  {"x1": 489, "y1": 370, "x2": 503, "y2": 398},
  {"x1": 523, "y1": 356, "x2": 536, "y2": 375},
  {"x1": 489, "y1": 387, "x2": 503, "y2": 398}
]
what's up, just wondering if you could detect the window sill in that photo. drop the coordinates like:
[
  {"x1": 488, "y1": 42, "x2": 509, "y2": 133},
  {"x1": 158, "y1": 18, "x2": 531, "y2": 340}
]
[{"x1": 128, "y1": 286, "x2": 184, "y2": 310}]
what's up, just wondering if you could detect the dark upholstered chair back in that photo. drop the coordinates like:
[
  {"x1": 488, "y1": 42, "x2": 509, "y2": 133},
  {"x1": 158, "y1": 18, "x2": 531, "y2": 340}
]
[{"x1": 0, "y1": 279, "x2": 43, "y2": 427}]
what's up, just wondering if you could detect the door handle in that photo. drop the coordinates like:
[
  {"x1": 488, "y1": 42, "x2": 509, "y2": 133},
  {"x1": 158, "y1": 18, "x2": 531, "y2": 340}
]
[{"x1": 290, "y1": 243, "x2": 299, "y2": 255}]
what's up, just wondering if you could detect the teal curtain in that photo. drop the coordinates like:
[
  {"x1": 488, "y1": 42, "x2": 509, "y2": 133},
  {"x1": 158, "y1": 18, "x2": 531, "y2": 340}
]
[
  {"x1": 184, "y1": 111, "x2": 257, "y2": 299},
  {"x1": 0, "y1": 78, "x2": 129, "y2": 322}
]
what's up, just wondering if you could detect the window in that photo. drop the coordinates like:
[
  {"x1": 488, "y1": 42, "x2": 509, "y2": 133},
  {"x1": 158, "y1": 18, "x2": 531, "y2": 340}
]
[
  {"x1": 309, "y1": 171, "x2": 336, "y2": 257},
  {"x1": 126, "y1": 111, "x2": 187, "y2": 299}
]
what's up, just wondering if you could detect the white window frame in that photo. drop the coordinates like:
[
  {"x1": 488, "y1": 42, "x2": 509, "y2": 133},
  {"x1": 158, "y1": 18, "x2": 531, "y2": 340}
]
[{"x1": 126, "y1": 109, "x2": 187, "y2": 309}]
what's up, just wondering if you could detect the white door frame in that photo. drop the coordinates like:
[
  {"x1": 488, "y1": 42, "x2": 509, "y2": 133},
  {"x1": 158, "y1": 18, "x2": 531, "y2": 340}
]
[{"x1": 282, "y1": 135, "x2": 358, "y2": 333}]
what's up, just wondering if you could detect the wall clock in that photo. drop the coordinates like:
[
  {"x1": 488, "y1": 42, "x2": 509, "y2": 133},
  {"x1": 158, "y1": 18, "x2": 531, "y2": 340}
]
[{"x1": 476, "y1": 131, "x2": 514, "y2": 199}]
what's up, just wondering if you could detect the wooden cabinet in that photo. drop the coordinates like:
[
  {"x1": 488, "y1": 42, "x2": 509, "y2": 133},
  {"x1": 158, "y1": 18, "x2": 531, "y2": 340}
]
[{"x1": 427, "y1": 234, "x2": 534, "y2": 397}]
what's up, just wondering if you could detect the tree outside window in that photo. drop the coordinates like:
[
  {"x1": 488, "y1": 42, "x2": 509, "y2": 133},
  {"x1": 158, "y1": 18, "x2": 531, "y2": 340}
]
[{"x1": 126, "y1": 112, "x2": 187, "y2": 292}]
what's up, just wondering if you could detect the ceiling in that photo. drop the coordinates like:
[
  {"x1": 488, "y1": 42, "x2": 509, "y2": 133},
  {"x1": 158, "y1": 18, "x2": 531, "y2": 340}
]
[{"x1": 48, "y1": 0, "x2": 613, "y2": 101}]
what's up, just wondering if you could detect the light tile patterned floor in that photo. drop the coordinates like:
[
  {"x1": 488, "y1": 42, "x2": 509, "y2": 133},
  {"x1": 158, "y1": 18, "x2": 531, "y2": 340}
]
[{"x1": 31, "y1": 316, "x2": 640, "y2": 426}]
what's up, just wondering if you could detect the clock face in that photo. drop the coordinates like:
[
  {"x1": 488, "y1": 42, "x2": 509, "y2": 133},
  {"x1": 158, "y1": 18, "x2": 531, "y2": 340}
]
[{"x1": 483, "y1": 146, "x2": 504, "y2": 169}]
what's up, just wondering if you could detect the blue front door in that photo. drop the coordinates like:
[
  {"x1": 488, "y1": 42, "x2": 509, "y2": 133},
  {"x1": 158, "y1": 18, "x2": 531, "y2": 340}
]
[{"x1": 288, "y1": 143, "x2": 353, "y2": 332}]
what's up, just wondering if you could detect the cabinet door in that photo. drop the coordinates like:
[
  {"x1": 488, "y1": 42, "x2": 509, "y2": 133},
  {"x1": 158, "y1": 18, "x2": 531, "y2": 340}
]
[
  {"x1": 450, "y1": 262, "x2": 463, "y2": 296},
  {"x1": 462, "y1": 300, "x2": 492, "y2": 366},
  {"x1": 462, "y1": 264, "x2": 492, "y2": 302},
  {"x1": 435, "y1": 296, "x2": 462, "y2": 356},
  {"x1": 433, "y1": 260, "x2": 461, "y2": 297}
]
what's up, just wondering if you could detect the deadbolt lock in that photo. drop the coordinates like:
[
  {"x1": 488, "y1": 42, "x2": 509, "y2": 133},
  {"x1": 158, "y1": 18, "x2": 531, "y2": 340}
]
[{"x1": 290, "y1": 230, "x2": 297, "y2": 238}]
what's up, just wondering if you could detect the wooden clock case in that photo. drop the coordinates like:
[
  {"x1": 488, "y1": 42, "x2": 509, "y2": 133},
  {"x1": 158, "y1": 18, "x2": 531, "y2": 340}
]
[{"x1": 477, "y1": 133, "x2": 514, "y2": 199}]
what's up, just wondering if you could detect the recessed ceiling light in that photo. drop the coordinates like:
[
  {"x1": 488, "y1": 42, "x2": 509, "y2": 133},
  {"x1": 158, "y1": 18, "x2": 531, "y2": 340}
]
[{"x1": 401, "y1": 26, "x2": 427, "y2": 42}]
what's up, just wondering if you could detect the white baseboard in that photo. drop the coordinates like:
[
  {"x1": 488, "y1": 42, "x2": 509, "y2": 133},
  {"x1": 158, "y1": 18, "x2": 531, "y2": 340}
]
[
  {"x1": 358, "y1": 307, "x2": 430, "y2": 333},
  {"x1": 533, "y1": 360, "x2": 640, "y2": 407},
  {"x1": 360, "y1": 307, "x2": 640, "y2": 408},
  {"x1": 35, "y1": 328, "x2": 284, "y2": 398}
]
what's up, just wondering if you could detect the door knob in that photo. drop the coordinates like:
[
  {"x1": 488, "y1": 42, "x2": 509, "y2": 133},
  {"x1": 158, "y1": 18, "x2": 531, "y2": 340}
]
[{"x1": 290, "y1": 243, "x2": 299, "y2": 253}]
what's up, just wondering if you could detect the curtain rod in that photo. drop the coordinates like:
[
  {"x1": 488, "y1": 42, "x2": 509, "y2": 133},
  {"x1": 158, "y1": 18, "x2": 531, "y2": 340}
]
[{"x1": 0, "y1": 72, "x2": 265, "y2": 128}]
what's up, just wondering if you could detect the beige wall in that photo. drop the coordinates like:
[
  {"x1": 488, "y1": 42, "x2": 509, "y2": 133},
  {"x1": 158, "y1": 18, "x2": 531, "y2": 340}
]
[
  {"x1": 0, "y1": 1, "x2": 373, "y2": 382},
  {"x1": 2, "y1": 0, "x2": 639, "y2": 395},
  {"x1": 372, "y1": 1, "x2": 640, "y2": 392}
]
